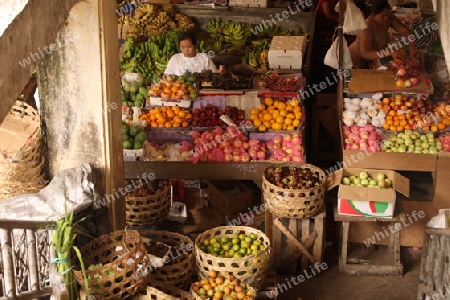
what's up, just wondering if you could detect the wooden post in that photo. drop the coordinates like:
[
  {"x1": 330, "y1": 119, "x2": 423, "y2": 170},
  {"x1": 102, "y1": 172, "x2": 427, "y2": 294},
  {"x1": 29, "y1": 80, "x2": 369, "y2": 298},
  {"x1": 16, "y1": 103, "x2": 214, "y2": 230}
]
[
  {"x1": 26, "y1": 230, "x2": 40, "y2": 294},
  {"x1": 1, "y1": 229, "x2": 16, "y2": 298}
]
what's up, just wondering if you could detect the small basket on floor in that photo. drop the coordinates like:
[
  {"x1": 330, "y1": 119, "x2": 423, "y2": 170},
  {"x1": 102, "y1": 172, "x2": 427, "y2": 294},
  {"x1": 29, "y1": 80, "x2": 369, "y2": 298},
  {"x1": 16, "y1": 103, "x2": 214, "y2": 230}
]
[
  {"x1": 126, "y1": 184, "x2": 171, "y2": 227},
  {"x1": 0, "y1": 101, "x2": 46, "y2": 201},
  {"x1": 139, "y1": 230, "x2": 195, "y2": 290},
  {"x1": 262, "y1": 163, "x2": 326, "y2": 218},
  {"x1": 194, "y1": 226, "x2": 271, "y2": 290},
  {"x1": 73, "y1": 230, "x2": 151, "y2": 300}
]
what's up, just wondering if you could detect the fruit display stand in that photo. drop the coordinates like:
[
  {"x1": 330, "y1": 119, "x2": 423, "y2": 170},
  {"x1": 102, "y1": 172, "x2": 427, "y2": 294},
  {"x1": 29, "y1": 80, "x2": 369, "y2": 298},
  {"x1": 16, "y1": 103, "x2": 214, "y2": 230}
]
[
  {"x1": 333, "y1": 202, "x2": 405, "y2": 276},
  {"x1": 338, "y1": 64, "x2": 450, "y2": 246}
]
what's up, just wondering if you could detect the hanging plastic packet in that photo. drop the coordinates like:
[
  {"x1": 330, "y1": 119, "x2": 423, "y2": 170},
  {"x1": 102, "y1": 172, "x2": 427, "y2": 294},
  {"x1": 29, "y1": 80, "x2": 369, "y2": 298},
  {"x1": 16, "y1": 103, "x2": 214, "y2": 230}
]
[{"x1": 48, "y1": 265, "x2": 69, "y2": 300}]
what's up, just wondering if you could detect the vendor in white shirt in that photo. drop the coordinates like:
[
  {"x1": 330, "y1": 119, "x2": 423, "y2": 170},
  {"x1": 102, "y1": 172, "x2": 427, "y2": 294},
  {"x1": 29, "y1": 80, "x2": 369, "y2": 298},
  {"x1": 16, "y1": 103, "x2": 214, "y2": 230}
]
[{"x1": 164, "y1": 31, "x2": 224, "y2": 76}]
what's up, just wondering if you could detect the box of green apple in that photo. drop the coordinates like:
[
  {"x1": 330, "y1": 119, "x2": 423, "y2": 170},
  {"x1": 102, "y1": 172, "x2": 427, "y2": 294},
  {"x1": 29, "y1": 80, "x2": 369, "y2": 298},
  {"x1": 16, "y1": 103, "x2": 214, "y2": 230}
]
[
  {"x1": 327, "y1": 168, "x2": 410, "y2": 218},
  {"x1": 123, "y1": 121, "x2": 147, "y2": 160}
]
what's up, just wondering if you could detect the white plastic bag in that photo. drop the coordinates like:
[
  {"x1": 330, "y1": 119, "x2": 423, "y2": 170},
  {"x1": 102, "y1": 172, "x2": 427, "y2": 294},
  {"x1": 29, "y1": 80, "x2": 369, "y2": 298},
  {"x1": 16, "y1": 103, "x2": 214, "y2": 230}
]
[
  {"x1": 338, "y1": 0, "x2": 367, "y2": 35},
  {"x1": 324, "y1": 37, "x2": 353, "y2": 69}
]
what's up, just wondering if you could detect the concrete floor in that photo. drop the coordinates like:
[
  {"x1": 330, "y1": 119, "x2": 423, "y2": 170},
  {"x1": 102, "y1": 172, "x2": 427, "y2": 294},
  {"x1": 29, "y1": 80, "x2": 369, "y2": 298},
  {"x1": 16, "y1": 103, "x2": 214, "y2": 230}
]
[{"x1": 263, "y1": 246, "x2": 421, "y2": 300}]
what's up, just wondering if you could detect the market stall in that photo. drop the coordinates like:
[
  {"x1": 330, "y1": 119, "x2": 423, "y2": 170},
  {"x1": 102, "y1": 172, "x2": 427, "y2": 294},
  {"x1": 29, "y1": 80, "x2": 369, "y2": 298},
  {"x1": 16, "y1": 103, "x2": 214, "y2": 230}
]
[{"x1": 333, "y1": 0, "x2": 450, "y2": 248}]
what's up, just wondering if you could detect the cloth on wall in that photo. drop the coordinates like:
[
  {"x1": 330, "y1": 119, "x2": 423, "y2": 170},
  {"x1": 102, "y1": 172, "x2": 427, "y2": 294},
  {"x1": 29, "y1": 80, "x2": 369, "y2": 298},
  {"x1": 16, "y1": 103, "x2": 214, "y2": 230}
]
[{"x1": 433, "y1": 0, "x2": 450, "y2": 77}]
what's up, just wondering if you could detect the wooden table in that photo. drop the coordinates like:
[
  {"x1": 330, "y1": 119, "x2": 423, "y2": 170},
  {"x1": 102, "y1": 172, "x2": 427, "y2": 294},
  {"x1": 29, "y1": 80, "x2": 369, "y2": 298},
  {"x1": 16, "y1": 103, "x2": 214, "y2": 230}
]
[{"x1": 334, "y1": 201, "x2": 405, "y2": 276}]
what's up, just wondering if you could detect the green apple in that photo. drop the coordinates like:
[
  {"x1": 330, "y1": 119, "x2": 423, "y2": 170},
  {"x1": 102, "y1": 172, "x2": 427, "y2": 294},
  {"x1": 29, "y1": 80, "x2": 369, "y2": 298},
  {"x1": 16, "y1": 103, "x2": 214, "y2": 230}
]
[
  {"x1": 421, "y1": 142, "x2": 430, "y2": 149},
  {"x1": 404, "y1": 139, "x2": 413, "y2": 146},
  {"x1": 398, "y1": 146, "x2": 407, "y2": 153},
  {"x1": 391, "y1": 147, "x2": 398, "y2": 152},
  {"x1": 422, "y1": 149, "x2": 430, "y2": 154},
  {"x1": 396, "y1": 138, "x2": 405, "y2": 145},
  {"x1": 369, "y1": 179, "x2": 377, "y2": 186},
  {"x1": 359, "y1": 172, "x2": 369, "y2": 180},
  {"x1": 426, "y1": 133, "x2": 434, "y2": 139},
  {"x1": 342, "y1": 177, "x2": 351, "y2": 185},
  {"x1": 361, "y1": 179, "x2": 369, "y2": 186}
]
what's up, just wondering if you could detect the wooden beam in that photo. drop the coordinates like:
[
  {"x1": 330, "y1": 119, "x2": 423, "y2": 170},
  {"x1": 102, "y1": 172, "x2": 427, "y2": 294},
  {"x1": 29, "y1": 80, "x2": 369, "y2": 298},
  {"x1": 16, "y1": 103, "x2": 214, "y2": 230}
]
[
  {"x1": 0, "y1": 0, "x2": 82, "y2": 123},
  {"x1": 98, "y1": 0, "x2": 124, "y2": 230}
]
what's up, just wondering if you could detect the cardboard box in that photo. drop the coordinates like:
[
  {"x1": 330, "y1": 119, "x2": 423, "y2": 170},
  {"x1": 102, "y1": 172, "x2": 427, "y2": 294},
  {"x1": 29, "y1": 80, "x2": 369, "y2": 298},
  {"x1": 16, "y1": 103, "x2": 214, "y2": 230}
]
[
  {"x1": 207, "y1": 180, "x2": 253, "y2": 217},
  {"x1": 268, "y1": 36, "x2": 307, "y2": 69},
  {"x1": 327, "y1": 168, "x2": 410, "y2": 218},
  {"x1": 342, "y1": 150, "x2": 438, "y2": 172}
]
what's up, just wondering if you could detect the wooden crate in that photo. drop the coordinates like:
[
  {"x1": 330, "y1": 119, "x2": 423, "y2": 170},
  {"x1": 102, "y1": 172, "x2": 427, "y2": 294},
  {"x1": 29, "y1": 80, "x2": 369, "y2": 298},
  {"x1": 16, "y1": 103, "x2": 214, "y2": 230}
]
[
  {"x1": 271, "y1": 209, "x2": 326, "y2": 275},
  {"x1": 418, "y1": 228, "x2": 450, "y2": 300}
]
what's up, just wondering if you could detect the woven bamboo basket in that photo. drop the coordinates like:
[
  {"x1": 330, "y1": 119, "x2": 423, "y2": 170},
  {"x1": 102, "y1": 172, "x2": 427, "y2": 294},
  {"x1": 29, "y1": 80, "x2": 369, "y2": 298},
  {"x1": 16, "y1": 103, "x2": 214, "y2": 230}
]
[
  {"x1": 262, "y1": 163, "x2": 326, "y2": 219},
  {"x1": 194, "y1": 226, "x2": 271, "y2": 290},
  {"x1": 73, "y1": 230, "x2": 151, "y2": 300},
  {"x1": 133, "y1": 285, "x2": 193, "y2": 300},
  {"x1": 126, "y1": 185, "x2": 171, "y2": 227},
  {"x1": 0, "y1": 101, "x2": 45, "y2": 201},
  {"x1": 139, "y1": 230, "x2": 195, "y2": 290},
  {"x1": 190, "y1": 286, "x2": 256, "y2": 300}
]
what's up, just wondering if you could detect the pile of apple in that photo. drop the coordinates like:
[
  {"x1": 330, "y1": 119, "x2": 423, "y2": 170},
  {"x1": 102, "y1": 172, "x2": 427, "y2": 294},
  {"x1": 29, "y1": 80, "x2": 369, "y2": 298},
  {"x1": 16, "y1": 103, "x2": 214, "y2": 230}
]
[
  {"x1": 393, "y1": 57, "x2": 422, "y2": 88},
  {"x1": 266, "y1": 133, "x2": 304, "y2": 162},
  {"x1": 342, "y1": 124, "x2": 383, "y2": 152},
  {"x1": 189, "y1": 126, "x2": 268, "y2": 163},
  {"x1": 341, "y1": 172, "x2": 392, "y2": 189},
  {"x1": 438, "y1": 134, "x2": 450, "y2": 152},
  {"x1": 343, "y1": 96, "x2": 386, "y2": 127},
  {"x1": 380, "y1": 131, "x2": 443, "y2": 154}
]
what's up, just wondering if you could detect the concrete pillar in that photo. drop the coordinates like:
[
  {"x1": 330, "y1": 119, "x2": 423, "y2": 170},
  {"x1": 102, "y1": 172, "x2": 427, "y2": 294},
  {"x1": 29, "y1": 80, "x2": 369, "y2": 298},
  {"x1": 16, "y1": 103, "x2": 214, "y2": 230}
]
[{"x1": 37, "y1": 0, "x2": 124, "y2": 230}]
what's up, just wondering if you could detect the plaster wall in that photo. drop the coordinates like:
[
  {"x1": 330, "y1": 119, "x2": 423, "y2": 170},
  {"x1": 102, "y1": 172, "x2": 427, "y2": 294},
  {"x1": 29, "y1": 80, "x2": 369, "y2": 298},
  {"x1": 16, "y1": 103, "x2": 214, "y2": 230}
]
[
  {"x1": 37, "y1": 0, "x2": 105, "y2": 178},
  {"x1": 0, "y1": 0, "x2": 82, "y2": 124}
]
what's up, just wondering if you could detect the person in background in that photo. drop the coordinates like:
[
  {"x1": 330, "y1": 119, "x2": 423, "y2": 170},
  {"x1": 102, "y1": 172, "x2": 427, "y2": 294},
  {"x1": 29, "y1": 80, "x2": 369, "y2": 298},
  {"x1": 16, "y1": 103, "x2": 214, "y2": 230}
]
[
  {"x1": 348, "y1": 0, "x2": 417, "y2": 69},
  {"x1": 316, "y1": 0, "x2": 339, "y2": 31},
  {"x1": 164, "y1": 31, "x2": 224, "y2": 76}
]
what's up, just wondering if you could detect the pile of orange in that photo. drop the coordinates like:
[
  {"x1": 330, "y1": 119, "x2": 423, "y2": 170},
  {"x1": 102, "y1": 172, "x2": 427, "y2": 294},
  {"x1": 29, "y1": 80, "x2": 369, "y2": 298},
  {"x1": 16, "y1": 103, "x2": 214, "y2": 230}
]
[
  {"x1": 380, "y1": 95, "x2": 450, "y2": 132},
  {"x1": 149, "y1": 81, "x2": 198, "y2": 100},
  {"x1": 250, "y1": 97, "x2": 303, "y2": 132},
  {"x1": 140, "y1": 106, "x2": 192, "y2": 128}
]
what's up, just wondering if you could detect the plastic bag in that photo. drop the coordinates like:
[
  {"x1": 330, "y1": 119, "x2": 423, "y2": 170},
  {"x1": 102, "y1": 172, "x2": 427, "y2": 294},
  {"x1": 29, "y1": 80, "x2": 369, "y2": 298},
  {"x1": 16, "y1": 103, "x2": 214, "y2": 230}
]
[
  {"x1": 339, "y1": 0, "x2": 367, "y2": 35},
  {"x1": 324, "y1": 37, "x2": 353, "y2": 69}
]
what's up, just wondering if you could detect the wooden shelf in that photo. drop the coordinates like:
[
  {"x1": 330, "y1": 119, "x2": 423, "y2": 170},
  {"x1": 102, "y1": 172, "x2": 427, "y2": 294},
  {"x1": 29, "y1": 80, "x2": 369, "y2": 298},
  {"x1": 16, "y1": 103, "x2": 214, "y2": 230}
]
[{"x1": 124, "y1": 161, "x2": 276, "y2": 181}]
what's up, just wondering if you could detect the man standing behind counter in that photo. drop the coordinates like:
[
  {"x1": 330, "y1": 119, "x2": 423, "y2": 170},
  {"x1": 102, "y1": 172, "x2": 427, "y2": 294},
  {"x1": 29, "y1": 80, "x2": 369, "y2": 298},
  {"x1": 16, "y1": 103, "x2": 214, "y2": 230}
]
[{"x1": 164, "y1": 31, "x2": 224, "y2": 76}]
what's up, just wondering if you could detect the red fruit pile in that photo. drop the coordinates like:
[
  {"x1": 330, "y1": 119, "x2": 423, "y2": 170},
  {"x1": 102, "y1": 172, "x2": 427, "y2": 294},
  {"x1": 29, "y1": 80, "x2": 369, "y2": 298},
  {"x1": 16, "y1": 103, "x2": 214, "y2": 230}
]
[
  {"x1": 192, "y1": 104, "x2": 222, "y2": 127},
  {"x1": 263, "y1": 73, "x2": 301, "y2": 92}
]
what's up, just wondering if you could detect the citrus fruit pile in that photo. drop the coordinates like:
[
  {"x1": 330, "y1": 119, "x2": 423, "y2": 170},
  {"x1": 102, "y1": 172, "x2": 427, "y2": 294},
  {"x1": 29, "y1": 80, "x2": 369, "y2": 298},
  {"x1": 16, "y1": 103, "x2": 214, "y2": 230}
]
[
  {"x1": 250, "y1": 97, "x2": 302, "y2": 132},
  {"x1": 141, "y1": 106, "x2": 192, "y2": 128},
  {"x1": 191, "y1": 271, "x2": 255, "y2": 300},
  {"x1": 149, "y1": 74, "x2": 198, "y2": 100},
  {"x1": 199, "y1": 233, "x2": 265, "y2": 258}
]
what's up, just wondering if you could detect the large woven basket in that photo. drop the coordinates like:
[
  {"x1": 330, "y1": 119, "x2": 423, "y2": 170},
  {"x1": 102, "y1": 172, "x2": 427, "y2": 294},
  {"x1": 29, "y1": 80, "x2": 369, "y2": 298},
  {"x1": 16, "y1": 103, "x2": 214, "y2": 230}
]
[
  {"x1": 194, "y1": 226, "x2": 271, "y2": 290},
  {"x1": 133, "y1": 285, "x2": 193, "y2": 300},
  {"x1": 73, "y1": 230, "x2": 151, "y2": 300},
  {"x1": 139, "y1": 230, "x2": 195, "y2": 290},
  {"x1": 0, "y1": 101, "x2": 45, "y2": 200},
  {"x1": 262, "y1": 163, "x2": 326, "y2": 219},
  {"x1": 126, "y1": 184, "x2": 171, "y2": 227}
]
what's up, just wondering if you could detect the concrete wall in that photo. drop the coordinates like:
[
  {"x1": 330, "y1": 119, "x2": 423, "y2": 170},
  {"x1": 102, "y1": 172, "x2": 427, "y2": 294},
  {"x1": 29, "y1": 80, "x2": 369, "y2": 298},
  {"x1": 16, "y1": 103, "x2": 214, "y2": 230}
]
[
  {"x1": 37, "y1": 0, "x2": 123, "y2": 231},
  {"x1": 37, "y1": 1, "x2": 104, "y2": 177},
  {"x1": 0, "y1": 0, "x2": 82, "y2": 124}
]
